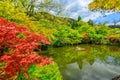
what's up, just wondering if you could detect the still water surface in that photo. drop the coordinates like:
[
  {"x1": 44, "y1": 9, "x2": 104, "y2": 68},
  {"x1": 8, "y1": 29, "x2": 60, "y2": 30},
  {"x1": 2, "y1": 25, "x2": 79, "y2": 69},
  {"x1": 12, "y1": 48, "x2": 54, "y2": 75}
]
[{"x1": 41, "y1": 44, "x2": 120, "y2": 80}]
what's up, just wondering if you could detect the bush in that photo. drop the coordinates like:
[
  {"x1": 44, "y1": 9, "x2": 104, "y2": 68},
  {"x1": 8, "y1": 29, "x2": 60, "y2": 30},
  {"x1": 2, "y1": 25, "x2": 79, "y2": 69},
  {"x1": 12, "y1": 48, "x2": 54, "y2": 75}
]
[{"x1": 27, "y1": 63, "x2": 62, "y2": 80}]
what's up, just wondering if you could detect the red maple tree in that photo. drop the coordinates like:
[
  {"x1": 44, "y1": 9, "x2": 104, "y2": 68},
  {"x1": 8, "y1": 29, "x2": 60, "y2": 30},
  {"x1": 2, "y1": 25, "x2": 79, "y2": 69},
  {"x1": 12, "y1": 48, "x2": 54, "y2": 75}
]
[{"x1": 0, "y1": 17, "x2": 52, "y2": 79}]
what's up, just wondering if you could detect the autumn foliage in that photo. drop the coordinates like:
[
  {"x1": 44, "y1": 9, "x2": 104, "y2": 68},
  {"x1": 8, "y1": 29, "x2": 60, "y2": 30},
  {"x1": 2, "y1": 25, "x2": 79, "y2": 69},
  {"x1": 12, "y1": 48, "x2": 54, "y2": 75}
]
[
  {"x1": 83, "y1": 35, "x2": 89, "y2": 40},
  {"x1": 108, "y1": 35, "x2": 120, "y2": 43},
  {"x1": 0, "y1": 17, "x2": 52, "y2": 79},
  {"x1": 89, "y1": 0, "x2": 120, "y2": 11}
]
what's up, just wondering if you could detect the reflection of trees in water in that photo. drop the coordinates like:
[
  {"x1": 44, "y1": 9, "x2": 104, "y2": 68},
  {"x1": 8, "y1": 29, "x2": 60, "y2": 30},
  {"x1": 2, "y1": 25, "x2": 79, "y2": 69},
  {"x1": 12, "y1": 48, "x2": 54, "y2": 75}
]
[{"x1": 42, "y1": 44, "x2": 120, "y2": 69}]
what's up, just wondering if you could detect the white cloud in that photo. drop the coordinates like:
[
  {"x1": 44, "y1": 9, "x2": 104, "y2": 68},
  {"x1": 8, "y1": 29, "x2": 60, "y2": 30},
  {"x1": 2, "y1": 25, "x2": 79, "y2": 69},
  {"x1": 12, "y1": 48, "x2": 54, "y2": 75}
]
[
  {"x1": 77, "y1": 0, "x2": 92, "y2": 7},
  {"x1": 83, "y1": 12, "x2": 102, "y2": 21},
  {"x1": 60, "y1": 0, "x2": 104, "y2": 21},
  {"x1": 64, "y1": 2, "x2": 77, "y2": 10}
]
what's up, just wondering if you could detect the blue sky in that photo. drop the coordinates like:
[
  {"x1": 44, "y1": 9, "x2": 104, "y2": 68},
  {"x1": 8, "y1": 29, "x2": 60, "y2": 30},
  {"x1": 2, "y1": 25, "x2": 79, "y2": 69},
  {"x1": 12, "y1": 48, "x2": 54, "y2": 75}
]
[{"x1": 93, "y1": 12, "x2": 120, "y2": 25}]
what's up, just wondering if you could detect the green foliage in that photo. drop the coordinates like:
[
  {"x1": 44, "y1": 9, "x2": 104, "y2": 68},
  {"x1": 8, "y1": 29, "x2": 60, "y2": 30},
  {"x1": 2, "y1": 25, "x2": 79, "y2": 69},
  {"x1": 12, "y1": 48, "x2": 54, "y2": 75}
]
[
  {"x1": 33, "y1": 12, "x2": 76, "y2": 28},
  {"x1": 0, "y1": 1, "x2": 38, "y2": 32},
  {"x1": 75, "y1": 21, "x2": 120, "y2": 45},
  {"x1": 88, "y1": 19, "x2": 94, "y2": 26},
  {"x1": 52, "y1": 26, "x2": 83, "y2": 46},
  {"x1": 17, "y1": 33, "x2": 27, "y2": 39},
  {"x1": 34, "y1": 12, "x2": 120, "y2": 46},
  {"x1": 3, "y1": 0, "x2": 63, "y2": 16},
  {"x1": 28, "y1": 64, "x2": 62, "y2": 80},
  {"x1": 17, "y1": 73, "x2": 27, "y2": 80},
  {"x1": 77, "y1": 16, "x2": 82, "y2": 21}
]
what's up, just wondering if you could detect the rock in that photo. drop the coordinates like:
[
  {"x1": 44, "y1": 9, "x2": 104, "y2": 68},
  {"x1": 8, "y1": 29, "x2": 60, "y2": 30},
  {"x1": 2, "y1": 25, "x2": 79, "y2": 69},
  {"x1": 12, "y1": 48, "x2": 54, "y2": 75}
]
[
  {"x1": 112, "y1": 75, "x2": 120, "y2": 80},
  {"x1": 75, "y1": 46, "x2": 85, "y2": 51}
]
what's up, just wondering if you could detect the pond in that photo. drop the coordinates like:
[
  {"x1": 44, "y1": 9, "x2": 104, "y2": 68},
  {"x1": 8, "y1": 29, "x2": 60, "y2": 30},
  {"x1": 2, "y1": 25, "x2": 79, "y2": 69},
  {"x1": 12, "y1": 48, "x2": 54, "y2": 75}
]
[{"x1": 41, "y1": 44, "x2": 120, "y2": 80}]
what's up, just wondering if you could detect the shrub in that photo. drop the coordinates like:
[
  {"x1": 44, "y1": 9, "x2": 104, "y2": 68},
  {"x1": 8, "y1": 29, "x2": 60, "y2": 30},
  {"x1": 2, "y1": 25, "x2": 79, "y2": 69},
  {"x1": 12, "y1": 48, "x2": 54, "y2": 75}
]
[
  {"x1": 108, "y1": 34, "x2": 120, "y2": 43},
  {"x1": 27, "y1": 63, "x2": 62, "y2": 80}
]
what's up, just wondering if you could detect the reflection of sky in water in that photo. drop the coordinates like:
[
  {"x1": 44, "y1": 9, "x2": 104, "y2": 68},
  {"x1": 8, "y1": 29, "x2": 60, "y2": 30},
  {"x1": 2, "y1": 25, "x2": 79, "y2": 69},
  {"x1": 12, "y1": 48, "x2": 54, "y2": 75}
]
[{"x1": 61, "y1": 58, "x2": 120, "y2": 80}]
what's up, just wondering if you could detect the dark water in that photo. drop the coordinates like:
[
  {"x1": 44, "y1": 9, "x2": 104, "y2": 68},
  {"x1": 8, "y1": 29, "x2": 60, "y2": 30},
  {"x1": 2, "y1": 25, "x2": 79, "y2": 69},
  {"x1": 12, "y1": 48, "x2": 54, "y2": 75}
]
[{"x1": 41, "y1": 44, "x2": 120, "y2": 80}]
